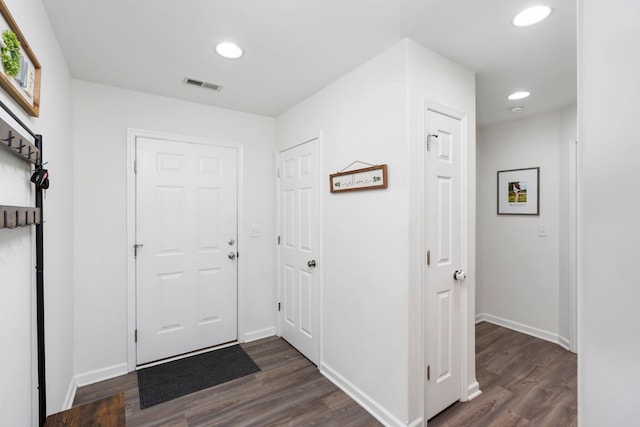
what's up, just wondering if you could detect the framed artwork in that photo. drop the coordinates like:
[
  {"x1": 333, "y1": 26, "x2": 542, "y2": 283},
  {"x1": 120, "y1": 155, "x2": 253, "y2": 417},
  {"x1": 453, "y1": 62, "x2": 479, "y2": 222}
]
[
  {"x1": 0, "y1": 0, "x2": 41, "y2": 117},
  {"x1": 330, "y1": 164, "x2": 388, "y2": 193},
  {"x1": 497, "y1": 167, "x2": 539, "y2": 215}
]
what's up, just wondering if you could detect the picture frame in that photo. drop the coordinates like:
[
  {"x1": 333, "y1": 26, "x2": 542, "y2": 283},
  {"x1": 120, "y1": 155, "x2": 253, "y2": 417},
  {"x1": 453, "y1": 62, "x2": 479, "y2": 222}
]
[
  {"x1": 0, "y1": 0, "x2": 41, "y2": 117},
  {"x1": 497, "y1": 167, "x2": 539, "y2": 215},
  {"x1": 330, "y1": 164, "x2": 388, "y2": 193}
]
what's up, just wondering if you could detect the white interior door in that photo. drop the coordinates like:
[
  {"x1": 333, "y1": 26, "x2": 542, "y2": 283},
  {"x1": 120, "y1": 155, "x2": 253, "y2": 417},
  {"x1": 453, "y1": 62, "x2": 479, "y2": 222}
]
[
  {"x1": 425, "y1": 109, "x2": 465, "y2": 419},
  {"x1": 136, "y1": 137, "x2": 238, "y2": 365},
  {"x1": 278, "y1": 140, "x2": 320, "y2": 365}
]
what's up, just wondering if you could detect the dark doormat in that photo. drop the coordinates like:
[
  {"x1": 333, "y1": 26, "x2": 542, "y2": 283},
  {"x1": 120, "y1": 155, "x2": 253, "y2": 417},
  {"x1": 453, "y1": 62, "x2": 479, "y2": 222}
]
[{"x1": 137, "y1": 345, "x2": 260, "y2": 409}]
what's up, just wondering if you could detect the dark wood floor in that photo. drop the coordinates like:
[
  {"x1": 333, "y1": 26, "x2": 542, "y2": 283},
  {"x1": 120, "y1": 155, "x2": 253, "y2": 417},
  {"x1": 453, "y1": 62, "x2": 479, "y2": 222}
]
[
  {"x1": 47, "y1": 393, "x2": 125, "y2": 426},
  {"x1": 428, "y1": 322, "x2": 577, "y2": 427},
  {"x1": 74, "y1": 322, "x2": 576, "y2": 426},
  {"x1": 74, "y1": 336, "x2": 382, "y2": 426}
]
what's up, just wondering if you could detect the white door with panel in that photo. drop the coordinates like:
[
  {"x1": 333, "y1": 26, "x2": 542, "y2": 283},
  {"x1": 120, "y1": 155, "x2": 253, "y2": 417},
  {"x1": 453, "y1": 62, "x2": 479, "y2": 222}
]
[
  {"x1": 425, "y1": 109, "x2": 466, "y2": 419},
  {"x1": 278, "y1": 140, "x2": 320, "y2": 365},
  {"x1": 136, "y1": 137, "x2": 238, "y2": 365}
]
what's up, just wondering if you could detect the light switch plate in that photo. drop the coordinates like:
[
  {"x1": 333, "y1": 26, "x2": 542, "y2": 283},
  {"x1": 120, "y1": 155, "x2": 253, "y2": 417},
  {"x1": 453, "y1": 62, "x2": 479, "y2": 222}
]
[
  {"x1": 250, "y1": 224, "x2": 262, "y2": 237},
  {"x1": 538, "y1": 224, "x2": 549, "y2": 237}
]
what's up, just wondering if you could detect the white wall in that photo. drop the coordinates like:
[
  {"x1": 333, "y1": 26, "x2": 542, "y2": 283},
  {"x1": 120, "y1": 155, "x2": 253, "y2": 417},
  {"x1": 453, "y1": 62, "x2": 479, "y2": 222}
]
[
  {"x1": 72, "y1": 80, "x2": 276, "y2": 378},
  {"x1": 558, "y1": 103, "x2": 577, "y2": 346},
  {"x1": 0, "y1": 0, "x2": 74, "y2": 422},
  {"x1": 477, "y1": 107, "x2": 576, "y2": 343},
  {"x1": 277, "y1": 39, "x2": 410, "y2": 425},
  {"x1": 578, "y1": 0, "x2": 640, "y2": 424},
  {"x1": 406, "y1": 39, "x2": 477, "y2": 422},
  {"x1": 0, "y1": 142, "x2": 35, "y2": 424},
  {"x1": 277, "y1": 38, "x2": 476, "y2": 426}
]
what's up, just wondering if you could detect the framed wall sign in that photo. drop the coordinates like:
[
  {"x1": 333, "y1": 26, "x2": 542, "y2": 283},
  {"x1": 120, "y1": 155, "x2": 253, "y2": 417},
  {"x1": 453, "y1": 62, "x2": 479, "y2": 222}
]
[
  {"x1": 0, "y1": 0, "x2": 41, "y2": 117},
  {"x1": 497, "y1": 167, "x2": 540, "y2": 215},
  {"x1": 330, "y1": 164, "x2": 388, "y2": 193}
]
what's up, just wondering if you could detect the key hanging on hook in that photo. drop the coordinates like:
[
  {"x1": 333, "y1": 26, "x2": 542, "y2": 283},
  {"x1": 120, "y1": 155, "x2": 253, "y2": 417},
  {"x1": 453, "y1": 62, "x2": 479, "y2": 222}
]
[{"x1": 31, "y1": 167, "x2": 49, "y2": 189}]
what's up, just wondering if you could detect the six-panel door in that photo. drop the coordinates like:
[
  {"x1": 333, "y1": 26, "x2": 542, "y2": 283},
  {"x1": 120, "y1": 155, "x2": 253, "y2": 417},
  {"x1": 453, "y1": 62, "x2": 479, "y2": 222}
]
[
  {"x1": 136, "y1": 137, "x2": 238, "y2": 365},
  {"x1": 278, "y1": 140, "x2": 320, "y2": 365},
  {"x1": 426, "y1": 109, "x2": 465, "y2": 419}
]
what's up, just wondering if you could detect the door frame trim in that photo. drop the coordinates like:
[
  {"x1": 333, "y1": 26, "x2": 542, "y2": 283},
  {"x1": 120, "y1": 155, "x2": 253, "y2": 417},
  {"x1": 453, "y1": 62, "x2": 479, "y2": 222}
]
[
  {"x1": 421, "y1": 102, "x2": 477, "y2": 420},
  {"x1": 275, "y1": 134, "x2": 323, "y2": 365},
  {"x1": 568, "y1": 139, "x2": 578, "y2": 353},
  {"x1": 125, "y1": 128, "x2": 244, "y2": 371}
]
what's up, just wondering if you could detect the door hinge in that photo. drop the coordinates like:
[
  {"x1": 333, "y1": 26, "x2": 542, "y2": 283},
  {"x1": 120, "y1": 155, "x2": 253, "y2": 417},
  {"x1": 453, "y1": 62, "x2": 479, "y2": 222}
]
[
  {"x1": 277, "y1": 167, "x2": 280, "y2": 178},
  {"x1": 278, "y1": 302, "x2": 281, "y2": 312},
  {"x1": 134, "y1": 160, "x2": 137, "y2": 174},
  {"x1": 427, "y1": 250, "x2": 431, "y2": 266},
  {"x1": 427, "y1": 365, "x2": 430, "y2": 381},
  {"x1": 135, "y1": 329, "x2": 138, "y2": 343},
  {"x1": 277, "y1": 235, "x2": 281, "y2": 245}
]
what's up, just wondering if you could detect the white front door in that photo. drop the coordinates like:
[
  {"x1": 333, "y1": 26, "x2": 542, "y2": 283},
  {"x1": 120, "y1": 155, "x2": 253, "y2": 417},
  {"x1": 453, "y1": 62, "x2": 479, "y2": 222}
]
[
  {"x1": 425, "y1": 109, "x2": 466, "y2": 419},
  {"x1": 135, "y1": 137, "x2": 238, "y2": 365},
  {"x1": 278, "y1": 140, "x2": 320, "y2": 365}
]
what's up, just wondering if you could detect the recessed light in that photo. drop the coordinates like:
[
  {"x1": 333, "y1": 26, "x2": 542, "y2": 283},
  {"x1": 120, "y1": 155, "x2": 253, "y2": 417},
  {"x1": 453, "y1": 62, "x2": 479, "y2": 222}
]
[
  {"x1": 513, "y1": 5, "x2": 552, "y2": 27},
  {"x1": 510, "y1": 106, "x2": 525, "y2": 113},
  {"x1": 508, "y1": 91, "x2": 531, "y2": 100},
  {"x1": 215, "y1": 42, "x2": 243, "y2": 59}
]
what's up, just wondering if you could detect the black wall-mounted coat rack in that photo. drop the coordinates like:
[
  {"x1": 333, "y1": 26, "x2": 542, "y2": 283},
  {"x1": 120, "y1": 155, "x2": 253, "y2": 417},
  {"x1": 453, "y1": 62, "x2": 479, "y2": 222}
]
[{"x1": 0, "y1": 98, "x2": 46, "y2": 426}]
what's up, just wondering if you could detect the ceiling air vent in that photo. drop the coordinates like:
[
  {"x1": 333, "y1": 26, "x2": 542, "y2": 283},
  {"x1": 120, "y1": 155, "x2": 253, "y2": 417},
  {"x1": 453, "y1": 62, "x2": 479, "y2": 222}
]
[{"x1": 183, "y1": 77, "x2": 223, "y2": 92}]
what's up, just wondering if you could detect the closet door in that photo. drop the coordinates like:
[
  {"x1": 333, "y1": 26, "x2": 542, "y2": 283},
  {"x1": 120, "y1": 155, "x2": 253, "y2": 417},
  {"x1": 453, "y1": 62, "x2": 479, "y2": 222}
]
[
  {"x1": 278, "y1": 139, "x2": 320, "y2": 365},
  {"x1": 425, "y1": 109, "x2": 466, "y2": 419}
]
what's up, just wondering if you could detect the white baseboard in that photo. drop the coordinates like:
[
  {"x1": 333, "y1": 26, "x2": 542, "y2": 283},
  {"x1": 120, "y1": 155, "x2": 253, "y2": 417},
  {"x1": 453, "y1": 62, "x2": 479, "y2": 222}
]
[
  {"x1": 62, "y1": 376, "x2": 77, "y2": 410},
  {"x1": 557, "y1": 335, "x2": 571, "y2": 351},
  {"x1": 467, "y1": 380, "x2": 482, "y2": 401},
  {"x1": 320, "y1": 362, "x2": 406, "y2": 427},
  {"x1": 75, "y1": 363, "x2": 128, "y2": 388},
  {"x1": 476, "y1": 313, "x2": 562, "y2": 347},
  {"x1": 407, "y1": 417, "x2": 424, "y2": 427},
  {"x1": 243, "y1": 327, "x2": 276, "y2": 343}
]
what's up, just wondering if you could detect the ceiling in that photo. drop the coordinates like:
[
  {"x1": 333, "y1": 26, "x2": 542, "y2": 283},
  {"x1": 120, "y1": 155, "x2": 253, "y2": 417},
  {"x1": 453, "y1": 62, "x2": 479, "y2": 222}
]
[{"x1": 42, "y1": 0, "x2": 576, "y2": 127}]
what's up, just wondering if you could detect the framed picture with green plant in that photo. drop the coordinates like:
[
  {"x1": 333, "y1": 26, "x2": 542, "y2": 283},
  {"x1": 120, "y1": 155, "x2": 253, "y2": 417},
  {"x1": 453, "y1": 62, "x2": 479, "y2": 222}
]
[
  {"x1": 330, "y1": 164, "x2": 388, "y2": 193},
  {"x1": 0, "y1": 0, "x2": 41, "y2": 117}
]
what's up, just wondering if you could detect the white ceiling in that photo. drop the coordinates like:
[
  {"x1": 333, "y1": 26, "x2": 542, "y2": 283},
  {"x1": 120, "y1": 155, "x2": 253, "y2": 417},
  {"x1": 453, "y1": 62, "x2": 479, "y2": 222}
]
[{"x1": 42, "y1": 0, "x2": 576, "y2": 127}]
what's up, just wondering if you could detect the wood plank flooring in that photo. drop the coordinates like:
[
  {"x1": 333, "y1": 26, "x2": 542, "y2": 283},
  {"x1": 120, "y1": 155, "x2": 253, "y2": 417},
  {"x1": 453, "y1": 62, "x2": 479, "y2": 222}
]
[
  {"x1": 74, "y1": 323, "x2": 576, "y2": 426},
  {"x1": 74, "y1": 336, "x2": 381, "y2": 426},
  {"x1": 428, "y1": 322, "x2": 577, "y2": 427},
  {"x1": 46, "y1": 392, "x2": 125, "y2": 426}
]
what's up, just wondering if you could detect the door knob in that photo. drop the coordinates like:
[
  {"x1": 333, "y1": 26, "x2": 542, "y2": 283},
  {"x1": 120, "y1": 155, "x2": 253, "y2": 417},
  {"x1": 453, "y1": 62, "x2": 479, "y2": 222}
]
[
  {"x1": 453, "y1": 269, "x2": 467, "y2": 281},
  {"x1": 307, "y1": 260, "x2": 316, "y2": 268},
  {"x1": 228, "y1": 252, "x2": 237, "y2": 260}
]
